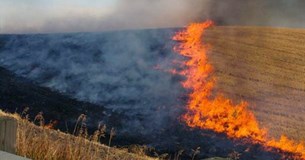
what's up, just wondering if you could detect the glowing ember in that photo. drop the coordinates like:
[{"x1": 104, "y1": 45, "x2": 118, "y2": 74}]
[{"x1": 173, "y1": 20, "x2": 305, "y2": 159}]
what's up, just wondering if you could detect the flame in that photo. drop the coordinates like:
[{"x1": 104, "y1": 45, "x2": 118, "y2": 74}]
[{"x1": 173, "y1": 20, "x2": 305, "y2": 159}]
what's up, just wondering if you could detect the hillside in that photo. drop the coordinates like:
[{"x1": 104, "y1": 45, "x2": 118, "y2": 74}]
[
  {"x1": 0, "y1": 67, "x2": 106, "y2": 131},
  {"x1": 204, "y1": 26, "x2": 305, "y2": 141},
  {"x1": 1, "y1": 27, "x2": 304, "y2": 159}
]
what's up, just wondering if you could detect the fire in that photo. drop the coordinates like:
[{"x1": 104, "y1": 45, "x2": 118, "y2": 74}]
[{"x1": 173, "y1": 20, "x2": 305, "y2": 159}]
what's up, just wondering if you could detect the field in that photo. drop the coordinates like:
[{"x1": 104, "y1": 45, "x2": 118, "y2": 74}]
[
  {"x1": 1, "y1": 26, "x2": 305, "y2": 159},
  {"x1": 204, "y1": 26, "x2": 305, "y2": 141}
]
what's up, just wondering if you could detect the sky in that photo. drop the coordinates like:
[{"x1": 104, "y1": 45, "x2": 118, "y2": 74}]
[
  {"x1": 0, "y1": 0, "x2": 117, "y2": 33},
  {"x1": 1, "y1": 0, "x2": 305, "y2": 34},
  {"x1": 0, "y1": 0, "x2": 213, "y2": 34}
]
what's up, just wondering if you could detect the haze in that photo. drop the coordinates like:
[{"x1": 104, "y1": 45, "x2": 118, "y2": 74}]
[{"x1": 1, "y1": 0, "x2": 305, "y2": 34}]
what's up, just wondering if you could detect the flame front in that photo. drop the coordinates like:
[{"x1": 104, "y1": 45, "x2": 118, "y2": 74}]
[{"x1": 173, "y1": 20, "x2": 305, "y2": 159}]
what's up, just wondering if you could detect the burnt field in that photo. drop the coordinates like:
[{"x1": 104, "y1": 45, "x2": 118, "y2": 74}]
[
  {"x1": 0, "y1": 26, "x2": 305, "y2": 159},
  {"x1": 204, "y1": 26, "x2": 305, "y2": 141}
]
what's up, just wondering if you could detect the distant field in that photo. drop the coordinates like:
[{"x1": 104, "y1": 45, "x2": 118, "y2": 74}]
[{"x1": 204, "y1": 26, "x2": 305, "y2": 141}]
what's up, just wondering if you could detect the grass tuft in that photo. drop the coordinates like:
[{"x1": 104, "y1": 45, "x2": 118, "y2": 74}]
[{"x1": 0, "y1": 109, "x2": 155, "y2": 160}]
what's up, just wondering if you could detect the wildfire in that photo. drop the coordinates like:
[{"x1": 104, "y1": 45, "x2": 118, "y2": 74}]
[{"x1": 173, "y1": 20, "x2": 305, "y2": 159}]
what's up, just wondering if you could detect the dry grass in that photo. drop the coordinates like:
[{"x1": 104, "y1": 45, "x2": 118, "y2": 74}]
[
  {"x1": 0, "y1": 110, "x2": 155, "y2": 160},
  {"x1": 204, "y1": 26, "x2": 305, "y2": 141}
]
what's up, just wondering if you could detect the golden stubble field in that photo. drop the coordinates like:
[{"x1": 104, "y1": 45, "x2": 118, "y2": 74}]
[{"x1": 204, "y1": 26, "x2": 305, "y2": 141}]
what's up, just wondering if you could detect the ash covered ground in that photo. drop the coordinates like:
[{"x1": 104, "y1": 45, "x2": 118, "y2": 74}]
[{"x1": 0, "y1": 29, "x2": 185, "y2": 135}]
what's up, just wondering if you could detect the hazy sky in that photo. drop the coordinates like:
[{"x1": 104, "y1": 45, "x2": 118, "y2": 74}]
[
  {"x1": 0, "y1": 0, "x2": 117, "y2": 33},
  {"x1": 0, "y1": 0, "x2": 208, "y2": 34},
  {"x1": 1, "y1": 0, "x2": 305, "y2": 34}
]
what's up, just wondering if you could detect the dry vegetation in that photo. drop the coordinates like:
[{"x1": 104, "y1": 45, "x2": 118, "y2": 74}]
[
  {"x1": 204, "y1": 26, "x2": 305, "y2": 141},
  {"x1": 0, "y1": 110, "x2": 155, "y2": 160}
]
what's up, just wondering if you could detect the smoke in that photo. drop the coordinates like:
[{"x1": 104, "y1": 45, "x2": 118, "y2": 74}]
[
  {"x1": 39, "y1": 0, "x2": 210, "y2": 33},
  {"x1": 98, "y1": 0, "x2": 208, "y2": 30},
  {"x1": 207, "y1": 0, "x2": 305, "y2": 28},
  {"x1": 0, "y1": 0, "x2": 209, "y2": 33},
  {"x1": 1, "y1": 0, "x2": 305, "y2": 33},
  {"x1": 108, "y1": 0, "x2": 305, "y2": 29},
  {"x1": 0, "y1": 29, "x2": 186, "y2": 135}
]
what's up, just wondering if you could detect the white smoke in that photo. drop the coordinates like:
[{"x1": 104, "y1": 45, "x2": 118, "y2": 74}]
[{"x1": 0, "y1": 29, "x2": 186, "y2": 134}]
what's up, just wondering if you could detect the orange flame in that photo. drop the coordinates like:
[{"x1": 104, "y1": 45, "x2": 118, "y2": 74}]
[{"x1": 173, "y1": 20, "x2": 305, "y2": 159}]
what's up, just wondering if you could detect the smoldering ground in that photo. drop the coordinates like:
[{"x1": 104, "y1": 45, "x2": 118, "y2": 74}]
[{"x1": 0, "y1": 29, "x2": 187, "y2": 135}]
